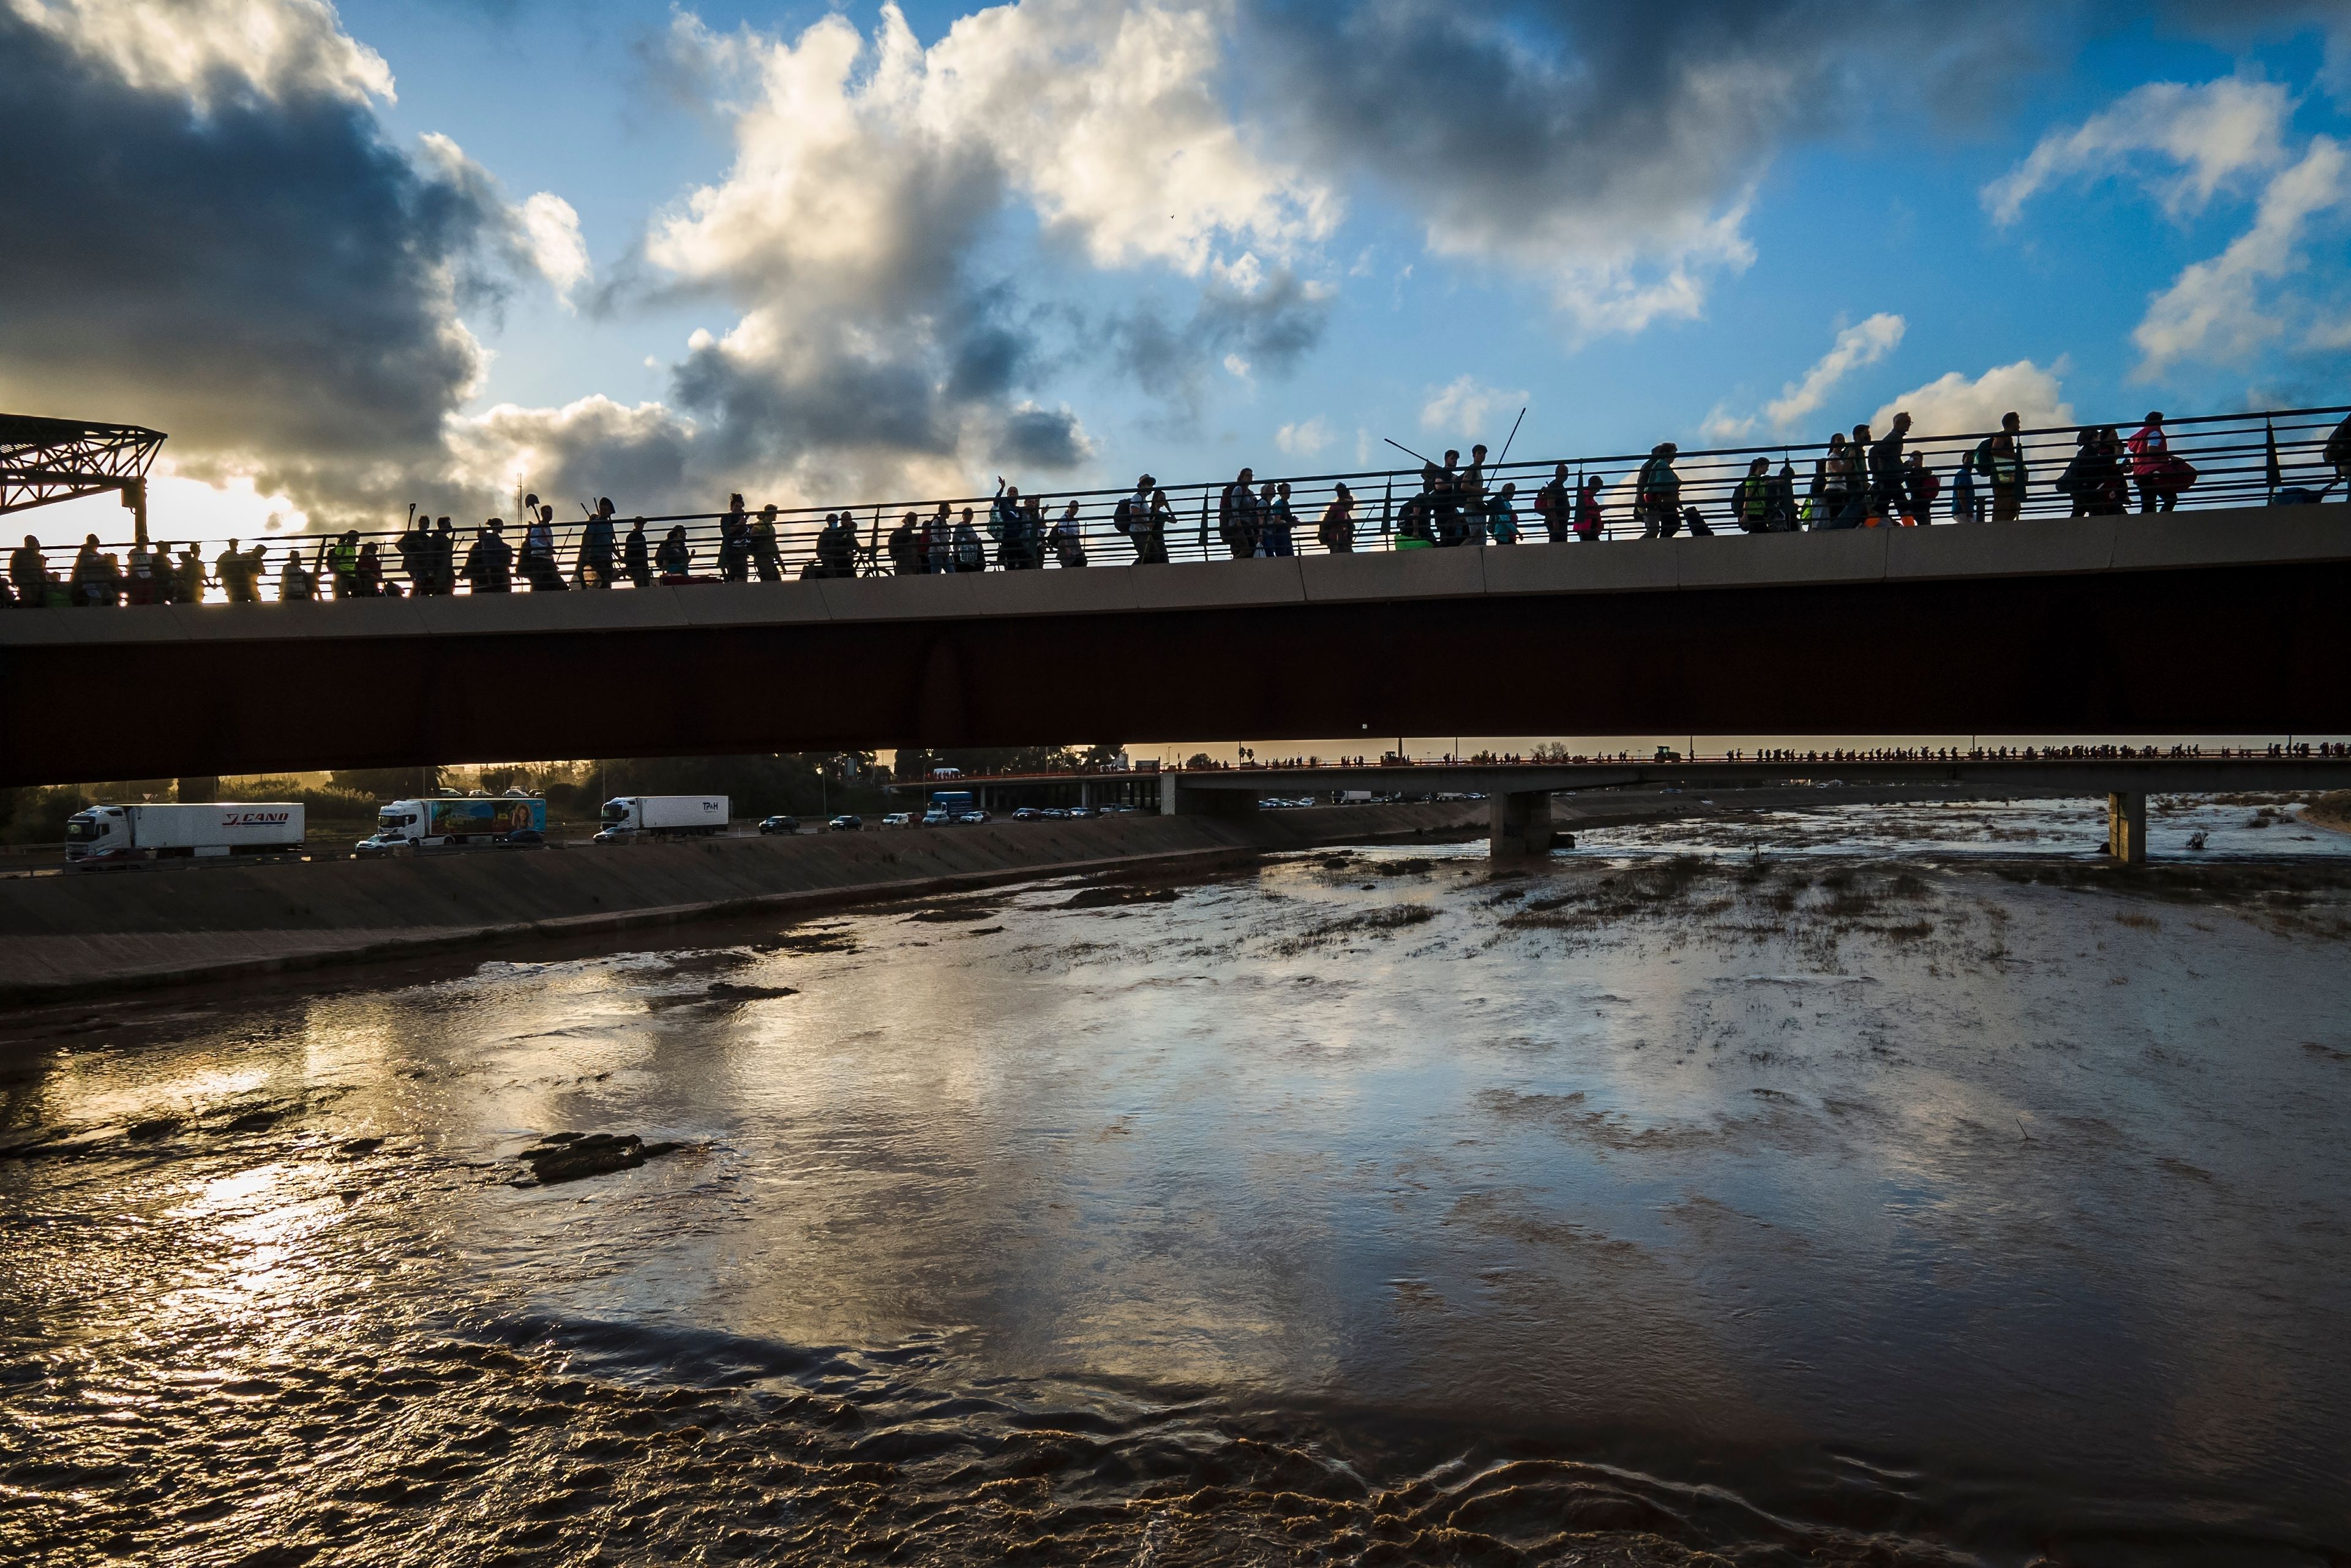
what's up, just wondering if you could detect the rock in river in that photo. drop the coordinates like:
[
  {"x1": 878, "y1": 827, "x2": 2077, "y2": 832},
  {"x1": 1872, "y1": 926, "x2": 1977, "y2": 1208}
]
[{"x1": 516, "y1": 1133, "x2": 689, "y2": 1185}]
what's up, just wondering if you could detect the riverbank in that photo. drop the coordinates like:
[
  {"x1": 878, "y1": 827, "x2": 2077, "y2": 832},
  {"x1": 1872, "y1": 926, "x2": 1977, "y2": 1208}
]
[{"x1": 0, "y1": 803, "x2": 1486, "y2": 1004}]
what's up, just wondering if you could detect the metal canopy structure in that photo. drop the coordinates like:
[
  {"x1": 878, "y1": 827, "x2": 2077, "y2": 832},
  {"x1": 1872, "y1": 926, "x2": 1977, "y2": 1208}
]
[{"x1": 0, "y1": 413, "x2": 167, "y2": 541}]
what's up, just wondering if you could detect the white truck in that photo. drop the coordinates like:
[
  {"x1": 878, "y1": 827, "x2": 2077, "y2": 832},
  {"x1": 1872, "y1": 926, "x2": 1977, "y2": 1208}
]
[
  {"x1": 594, "y1": 795, "x2": 728, "y2": 842},
  {"x1": 65, "y1": 802, "x2": 305, "y2": 864},
  {"x1": 358, "y1": 795, "x2": 547, "y2": 853}
]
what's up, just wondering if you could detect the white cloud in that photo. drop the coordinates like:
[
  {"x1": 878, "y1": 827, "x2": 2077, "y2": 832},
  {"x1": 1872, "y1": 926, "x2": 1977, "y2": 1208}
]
[
  {"x1": 518, "y1": 192, "x2": 590, "y2": 307},
  {"x1": 2134, "y1": 135, "x2": 2351, "y2": 374},
  {"x1": 651, "y1": 3, "x2": 1330, "y2": 291},
  {"x1": 1223, "y1": 353, "x2": 1253, "y2": 380},
  {"x1": 1484, "y1": 193, "x2": 1758, "y2": 340},
  {"x1": 1275, "y1": 415, "x2": 1330, "y2": 456},
  {"x1": 1866, "y1": 359, "x2": 2072, "y2": 442},
  {"x1": 1419, "y1": 375, "x2": 1524, "y2": 441},
  {"x1": 9, "y1": 0, "x2": 396, "y2": 108},
  {"x1": 1983, "y1": 78, "x2": 2293, "y2": 227},
  {"x1": 1704, "y1": 313, "x2": 1905, "y2": 441}
]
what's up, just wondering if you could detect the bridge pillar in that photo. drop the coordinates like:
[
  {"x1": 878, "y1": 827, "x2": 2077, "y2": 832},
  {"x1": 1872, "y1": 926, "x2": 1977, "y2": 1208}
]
[
  {"x1": 1159, "y1": 774, "x2": 1259, "y2": 818},
  {"x1": 2107, "y1": 791, "x2": 2148, "y2": 864},
  {"x1": 1490, "y1": 791, "x2": 1554, "y2": 860}
]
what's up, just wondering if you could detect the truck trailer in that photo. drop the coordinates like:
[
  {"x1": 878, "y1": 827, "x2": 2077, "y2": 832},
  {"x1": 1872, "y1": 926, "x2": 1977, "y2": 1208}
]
[
  {"x1": 65, "y1": 802, "x2": 305, "y2": 863},
  {"x1": 360, "y1": 795, "x2": 547, "y2": 852},
  {"x1": 594, "y1": 795, "x2": 729, "y2": 841}
]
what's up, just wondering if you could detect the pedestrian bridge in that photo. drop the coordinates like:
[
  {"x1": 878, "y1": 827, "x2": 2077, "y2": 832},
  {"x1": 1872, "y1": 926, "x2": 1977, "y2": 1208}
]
[{"x1": 4, "y1": 503, "x2": 2349, "y2": 789}]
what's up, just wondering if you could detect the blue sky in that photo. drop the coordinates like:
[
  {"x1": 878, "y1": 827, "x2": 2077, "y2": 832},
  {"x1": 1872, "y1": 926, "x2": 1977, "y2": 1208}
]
[{"x1": 8, "y1": 0, "x2": 2351, "y2": 544}]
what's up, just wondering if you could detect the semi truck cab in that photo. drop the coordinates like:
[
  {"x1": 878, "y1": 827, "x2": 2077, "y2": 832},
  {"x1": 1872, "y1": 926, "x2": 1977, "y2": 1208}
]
[{"x1": 64, "y1": 806, "x2": 135, "y2": 861}]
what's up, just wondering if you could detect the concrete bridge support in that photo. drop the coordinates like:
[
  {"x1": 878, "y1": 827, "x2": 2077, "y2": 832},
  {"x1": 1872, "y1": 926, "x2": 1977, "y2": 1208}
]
[
  {"x1": 1160, "y1": 773, "x2": 1260, "y2": 819},
  {"x1": 2107, "y1": 791, "x2": 2148, "y2": 864},
  {"x1": 1490, "y1": 791, "x2": 1554, "y2": 860}
]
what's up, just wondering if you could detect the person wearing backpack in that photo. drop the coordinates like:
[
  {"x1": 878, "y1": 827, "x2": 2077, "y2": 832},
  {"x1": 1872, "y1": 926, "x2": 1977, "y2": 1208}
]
[
  {"x1": 1903, "y1": 452, "x2": 1940, "y2": 525},
  {"x1": 1218, "y1": 468, "x2": 1258, "y2": 558},
  {"x1": 1046, "y1": 500, "x2": 1087, "y2": 567},
  {"x1": 750, "y1": 503, "x2": 784, "y2": 581},
  {"x1": 1112, "y1": 475, "x2": 1153, "y2": 558},
  {"x1": 1813, "y1": 432, "x2": 1852, "y2": 527},
  {"x1": 953, "y1": 508, "x2": 986, "y2": 573},
  {"x1": 888, "y1": 512, "x2": 923, "y2": 575},
  {"x1": 1533, "y1": 462, "x2": 1570, "y2": 542},
  {"x1": 1318, "y1": 482, "x2": 1356, "y2": 553},
  {"x1": 2125, "y1": 413, "x2": 2178, "y2": 513},
  {"x1": 1977, "y1": 430, "x2": 2027, "y2": 520},
  {"x1": 1575, "y1": 475, "x2": 1604, "y2": 541},
  {"x1": 1635, "y1": 443, "x2": 1681, "y2": 538},
  {"x1": 1869, "y1": 411, "x2": 1913, "y2": 522},
  {"x1": 1728, "y1": 458, "x2": 1774, "y2": 532},
  {"x1": 1486, "y1": 482, "x2": 1521, "y2": 544},
  {"x1": 1967, "y1": 413, "x2": 2028, "y2": 520}
]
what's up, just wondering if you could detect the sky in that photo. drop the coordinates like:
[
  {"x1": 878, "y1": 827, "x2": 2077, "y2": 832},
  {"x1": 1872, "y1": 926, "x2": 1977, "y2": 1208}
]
[{"x1": 8, "y1": 0, "x2": 2351, "y2": 549}]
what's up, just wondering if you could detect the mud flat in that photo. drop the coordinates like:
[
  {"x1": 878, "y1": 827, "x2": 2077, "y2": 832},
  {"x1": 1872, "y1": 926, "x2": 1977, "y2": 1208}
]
[{"x1": 0, "y1": 802, "x2": 1484, "y2": 1002}]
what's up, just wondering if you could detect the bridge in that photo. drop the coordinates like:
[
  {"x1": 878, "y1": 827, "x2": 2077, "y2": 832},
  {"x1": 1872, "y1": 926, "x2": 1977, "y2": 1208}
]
[
  {"x1": 1144, "y1": 754, "x2": 2351, "y2": 863},
  {"x1": 4, "y1": 502, "x2": 2349, "y2": 790}
]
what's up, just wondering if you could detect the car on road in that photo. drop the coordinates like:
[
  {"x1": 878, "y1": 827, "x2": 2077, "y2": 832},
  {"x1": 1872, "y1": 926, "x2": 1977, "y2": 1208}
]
[
  {"x1": 828, "y1": 814, "x2": 863, "y2": 831},
  {"x1": 881, "y1": 812, "x2": 913, "y2": 828},
  {"x1": 500, "y1": 828, "x2": 546, "y2": 847},
  {"x1": 920, "y1": 809, "x2": 951, "y2": 827},
  {"x1": 1041, "y1": 807, "x2": 1068, "y2": 820},
  {"x1": 759, "y1": 815, "x2": 800, "y2": 835},
  {"x1": 956, "y1": 810, "x2": 991, "y2": 825},
  {"x1": 1012, "y1": 807, "x2": 1042, "y2": 821},
  {"x1": 1067, "y1": 806, "x2": 1093, "y2": 819}
]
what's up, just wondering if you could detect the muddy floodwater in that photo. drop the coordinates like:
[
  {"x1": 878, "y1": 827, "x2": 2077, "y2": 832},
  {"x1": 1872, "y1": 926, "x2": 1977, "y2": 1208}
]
[{"x1": 6, "y1": 798, "x2": 2351, "y2": 1567}]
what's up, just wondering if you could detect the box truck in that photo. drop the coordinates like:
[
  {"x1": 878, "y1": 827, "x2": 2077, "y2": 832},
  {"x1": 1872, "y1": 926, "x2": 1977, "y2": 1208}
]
[
  {"x1": 65, "y1": 802, "x2": 304, "y2": 863},
  {"x1": 594, "y1": 795, "x2": 728, "y2": 842},
  {"x1": 359, "y1": 795, "x2": 547, "y2": 852}
]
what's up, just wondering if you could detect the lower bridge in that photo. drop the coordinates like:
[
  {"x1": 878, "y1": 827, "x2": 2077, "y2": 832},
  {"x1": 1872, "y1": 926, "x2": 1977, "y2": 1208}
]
[{"x1": 1146, "y1": 756, "x2": 2351, "y2": 863}]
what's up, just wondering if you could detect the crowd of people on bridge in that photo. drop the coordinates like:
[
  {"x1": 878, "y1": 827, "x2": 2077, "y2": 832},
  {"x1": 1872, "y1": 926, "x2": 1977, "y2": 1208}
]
[{"x1": 7, "y1": 410, "x2": 2348, "y2": 607}]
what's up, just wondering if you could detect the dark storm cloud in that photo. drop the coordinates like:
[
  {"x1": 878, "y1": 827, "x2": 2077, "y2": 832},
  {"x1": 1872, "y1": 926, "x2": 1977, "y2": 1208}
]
[
  {"x1": 991, "y1": 407, "x2": 1090, "y2": 470},
  {"x1": 1236, "y1": 0, "x2": 2055, "y2": 293},
  {"x1": 0, "y1": 9, "x2": 530, "y2": 522},
  {"x1": 1109, "y1": 266, "x2": 1332, "y2": 430}
]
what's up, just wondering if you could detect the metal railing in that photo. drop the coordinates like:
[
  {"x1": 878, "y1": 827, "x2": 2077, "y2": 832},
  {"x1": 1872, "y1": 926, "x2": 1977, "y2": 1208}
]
[{"x1": 7, "y1": 405, "x2": 2346, "y2": 607}]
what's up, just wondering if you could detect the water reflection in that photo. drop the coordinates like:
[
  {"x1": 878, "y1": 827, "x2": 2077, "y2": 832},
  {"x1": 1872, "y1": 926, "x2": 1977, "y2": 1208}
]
[{"x1": 4, "y1": 806, "x2": 2350, "y2": 1564}]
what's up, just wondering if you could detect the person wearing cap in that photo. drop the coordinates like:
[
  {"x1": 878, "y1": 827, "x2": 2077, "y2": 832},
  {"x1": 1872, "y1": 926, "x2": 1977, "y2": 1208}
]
[
  {"x1": 463, "y1": 519, "x2": 512, "y2": 593},
  {"x1": 751, "y1": 503, "x2": 784, "y2": 582},
  {"x1": 1115, "y1": 474, "x2": 1156, "y2": 560},
  {"x1": 328, "y1": 530, "x2": 361, "y2": 597}
]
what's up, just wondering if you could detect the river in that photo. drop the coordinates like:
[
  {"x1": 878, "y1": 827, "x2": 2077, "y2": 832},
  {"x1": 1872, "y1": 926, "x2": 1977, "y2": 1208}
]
[{"x1": 6, "y1": 796, "x2": 2349, "y2": 1566}]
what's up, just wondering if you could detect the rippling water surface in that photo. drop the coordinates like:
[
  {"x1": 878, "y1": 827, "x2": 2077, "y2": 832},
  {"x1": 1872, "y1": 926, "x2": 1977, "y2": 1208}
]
[{"x1": 6, "y1": 800, "x2": 2351, "y2": 1566}]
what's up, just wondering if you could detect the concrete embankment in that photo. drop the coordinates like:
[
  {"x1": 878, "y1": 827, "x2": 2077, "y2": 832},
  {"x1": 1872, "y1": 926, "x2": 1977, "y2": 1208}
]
[{"x1": 0, "y1": 803, "x2": 1479, "y2": 1002}]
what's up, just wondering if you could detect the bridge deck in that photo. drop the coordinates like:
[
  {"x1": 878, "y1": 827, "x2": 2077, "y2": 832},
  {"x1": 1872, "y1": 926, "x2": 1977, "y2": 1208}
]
[{"x1": 6, "y1": 504, "x2": 2349, "y2": 787}]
